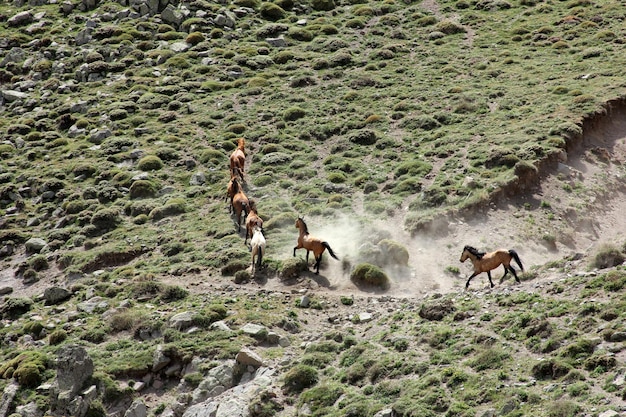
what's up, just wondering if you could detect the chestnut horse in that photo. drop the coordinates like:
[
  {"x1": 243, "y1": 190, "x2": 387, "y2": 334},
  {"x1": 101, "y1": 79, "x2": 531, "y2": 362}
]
[
  {"x1": 244, "y1": 200, "x2": 264, "y2": 245},
  {"x1": 250, "y1": 226, "x2": 266, "y2": 276},
  {"x1": 231, "y1": 179, "x2": 249, "y2": 232},
  {"x1": 293, "y1": 217, "x2": 339, "y2": 274},
  {"x1": 229, "y1": 138, "x2": 246, "y2": 182},
  {"x1": 460, "y1": 245, "x2": 524, "y2": 289},
  {"x1": 225, "y1": 171, "x2": 241, "y2": 213}
]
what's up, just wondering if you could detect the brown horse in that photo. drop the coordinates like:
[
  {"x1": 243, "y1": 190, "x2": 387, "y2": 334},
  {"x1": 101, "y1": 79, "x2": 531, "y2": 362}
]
[
  {"x1": 229, "y1": 138, "x2": 246, "y2": 182},
  {"x1": 231, "y1": 179, "x2": 249, "y2": 232},
  {"x1": 244, "y1": 200, "x2": 264, "y2": 245},
  {"x1": 460, "y1": 245, "x2": 524, "y2": 289},
  {"x1": 293, "y1": 216, "x2": 339, "y2": 274},
  {"x1": 225, "y1": 172, "x2": 240, "y2": 213}
]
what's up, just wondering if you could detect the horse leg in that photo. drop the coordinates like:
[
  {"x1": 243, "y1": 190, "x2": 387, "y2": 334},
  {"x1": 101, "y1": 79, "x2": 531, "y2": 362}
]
[
  {"x1": 510, "y1": 267, "x2": 520, "y2": 283},
  {"x1": 465, "y1": 272, "x2": 480, "y2": 289},
  {"x1": 499, "y1": 266, "x2": 509, "y2": 284},
  {"x1": 314, "y1": 253, "x2": 323, "y2": 274},
  {"x1": 487, "y1": 271, "x2": 494, "y2": 288}
]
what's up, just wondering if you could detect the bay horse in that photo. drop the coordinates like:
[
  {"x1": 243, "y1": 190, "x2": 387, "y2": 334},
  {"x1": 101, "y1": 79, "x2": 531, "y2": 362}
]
[
  {"x1": 460, "y1": 245, "x2": 524, "y2": 289},
  {"x1": 293, "y1": 216, "x2": 339, "y2": 274},
  {"x1": 244, "y1": 200, "x2": 264, "y2": 245},
  {"x1": 229, "y1": 138, "x2": 246, "y2": 182},
  {"x1": 231, "y1": 178, "x2": 249, "y2": 232},
  {"x1": 250, "y1": 226, "x2": 266, "y2": 276}
]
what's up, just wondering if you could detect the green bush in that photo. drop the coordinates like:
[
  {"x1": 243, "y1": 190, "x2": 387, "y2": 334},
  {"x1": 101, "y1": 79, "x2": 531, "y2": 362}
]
[
  {"x1": 591, "y1": 244, "x2": 624, "y2": 269},
  {"x1": 260, "y1": 2, "x2": 286, "y2": 20},
  {"x1": 137, "y1": 155, "x2": 164, "y2": 171},
  {"x1": 280, "y1": 257, "x2": 309, "y2": 280},
  {"x1": 91, "y1": 208, "x2": 121, "y2": 231},
  {"x1": 129, "y1": 180, "x2": 158, "y2": 199},
  {"x1": 0, "y1": 351, "x2": 48, "y2": 388},
  {"x1": 283, "y1": 107, "x2": 306, "y2": 121},
  {"x1": 350, "y1": 263, "x2": 390, "y2": 290},
  {"x1": 282, "y1": 364, "x2": 318, "y2": 393},
  {"x1": 49, "y1": 330, "x2": 68, "y2": 345},
  {"x1": 0, "y1": 297, "x2": 33, "y2": 319}
]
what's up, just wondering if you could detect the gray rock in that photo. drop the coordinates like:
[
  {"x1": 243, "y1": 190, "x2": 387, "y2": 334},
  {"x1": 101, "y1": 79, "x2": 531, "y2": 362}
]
[
  {"x1": 298, "y1": 295, "x2": 310, "y2": 308},
  {"x1": 8, "y1": 11, "x2": 33, "y2": 27},
  {"x1": 43, "y1": 287, "x2": 72, "y2": 305},
  {"x1": 153, "y1": 345, "x2": 171, "y2": 372},
  {"x1": 49, "y1": 345, "x2": 94, "y2": 417},
  {"x1": 170, "y1": 311, "x2": 194, "y2": 330},
  {"x1": 25, "y1": 237, "x2": 47, "y2": 254},
  {"x1": 15, "y1": 401, "x2": 41, "y2": 417},
  {"x1": 235, "y1": 348, "x2": 264, "y2": 367},
  {"x1": 0, "y1": 383, "x2": 19, "y2": 417},
  {"x1": 189, "y1": 172, "x2": 206, "y2": 186},
  {"x1": 77, "y1": 297, "x2": 109, "y2": 314},
  {"x1": 2, "y1": 90, "x2": 29, "y2": 102},
  {"x1": 240, "y1": 323, "x2": 268, "y2": 340}
]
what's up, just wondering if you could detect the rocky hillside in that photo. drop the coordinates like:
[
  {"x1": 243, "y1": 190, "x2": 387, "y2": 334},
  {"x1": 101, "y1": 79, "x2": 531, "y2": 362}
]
[{"x1": 1, "y1": 0, "x2": 626, "y2": 416}]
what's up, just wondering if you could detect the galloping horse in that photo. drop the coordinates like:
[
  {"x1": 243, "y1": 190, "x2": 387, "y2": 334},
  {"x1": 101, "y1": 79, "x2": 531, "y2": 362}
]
[
  {"x1": 229, "y1": 138, "x2": 246, "y2": 182},
  {"x1": 293, "y1": 217, "x2": 339, "y2": 274},
  {"x1": 244, "y1": 200, "x2": 264, "y2": 245},
  {"x1": 250, "y1": 226, "x2": 266, "y2": 276},
  {"x1": 460, "y1": 245, "x2": 524, "y2": 289},
  {"x1": 231, "y1": 179, "x2": 249, "y2": 232}
]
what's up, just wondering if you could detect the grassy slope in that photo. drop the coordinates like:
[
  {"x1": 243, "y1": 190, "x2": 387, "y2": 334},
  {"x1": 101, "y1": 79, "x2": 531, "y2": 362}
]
[{"x1": 0, "y1": 0, "x2": 626, "y2": 415}]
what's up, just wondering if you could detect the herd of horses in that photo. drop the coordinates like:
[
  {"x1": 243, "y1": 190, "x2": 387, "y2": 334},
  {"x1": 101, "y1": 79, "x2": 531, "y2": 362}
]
[
  {"x1": 226, "y1": 138, "x2": 340, "y2": 276},
  {"x1": 225, "y1": 138, "x2": 524, "y2": 286}
]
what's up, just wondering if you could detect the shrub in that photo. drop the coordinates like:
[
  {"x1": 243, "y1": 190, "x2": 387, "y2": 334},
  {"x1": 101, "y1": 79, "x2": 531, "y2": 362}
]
[
  {"x1": 378, "y1": 239, "x2": 409, "y2": 266},
  {"x1": 49, "y1": 330, "x2": 68, "y2": 345},
  {"x1": 282, "y1": 364, "x2": 318, "y2": 393},
  {"x1": 348, "y1": 129, "x2": 378, "y2": 146},
  {"x1": 137, "y1": 155, "x2": 164, "y2": 171},
  {"x1": 91, "y1": 208, "x2": 121, "y2": 231},
  {"x1": 591, "y1": 244, "x2": 624, "y2": 269},
  {"x1": 0, "y1": 351, "x2": 48, "y2": 388},
  {"x1": 531, "y1": 358, "x2": 571, "y2": 380},
  {"x1": 129, "y1": 180, "x2": 158, "y2": 199},
  {"x1": 160, "y1": 285, "x2": 189, "y2": 302},
  {"x1": 0, "y1": 297, "x2": 33, "y2": 319},
  {"x1": 186, "y1": 31, "x2": 205, "y2": 45},
  {"x1": 311, "y1": 0, "x2": 335, "y2": 10},
  {"x1": 260, "y1": 2, "x2": 286, "y2": 20},
  {"x1": 283, "y1": 107, "x2": 306, "y2": 121},
  {"x1": 23, "y1": 321, "x2": 44, "y2": 338},
  {"x1": 350, "y1": 263, "x2": 390, "y2": 290},
  {"x1": 280, "y1": 257, "x2": 309, "y2": 280},
  {"x1": 149, "y1": 198, "x2": 186, "y2": 221}
]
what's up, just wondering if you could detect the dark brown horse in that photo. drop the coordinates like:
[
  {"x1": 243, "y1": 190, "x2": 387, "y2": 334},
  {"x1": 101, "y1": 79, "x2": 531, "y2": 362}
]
[
  {"x1": 460, "y1": 245, "x2": 524, "y2": 289},
  {"x1": 229, "y1": 138, "x2": 246, "y2": 182},
  {"x1": 231, "y1": 179, "x2": 249, "y2": 232},
  {"x1": 244, "y1": 200, "x2": 264, "y2": 245},
  {"x1": 293, "y1": 217, "x2": 339, "y2": 274}
]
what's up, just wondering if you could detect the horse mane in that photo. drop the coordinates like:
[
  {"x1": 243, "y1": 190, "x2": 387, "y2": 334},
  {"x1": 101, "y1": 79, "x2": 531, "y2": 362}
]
[
  {"x1": 237, "y1": 138, "x2": 245, "y2": 151},
  {"x1": 297, "y1": 216, "x2": 309, "y2": 234},
  {"x1": 464, "y1": 245, "x2": 485, "y2": 259}
]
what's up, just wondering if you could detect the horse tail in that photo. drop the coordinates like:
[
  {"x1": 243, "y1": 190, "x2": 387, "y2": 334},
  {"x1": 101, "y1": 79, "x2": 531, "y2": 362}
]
[
  {"x1": 257, "y1": 244, "x2": 263, "y2": 268},
  {"x1": 323, "y1": 242, "x2": 339, "y2": 260},
  {"x1": 509, "y1": 249, "x2": 524, "y2": 271}
]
